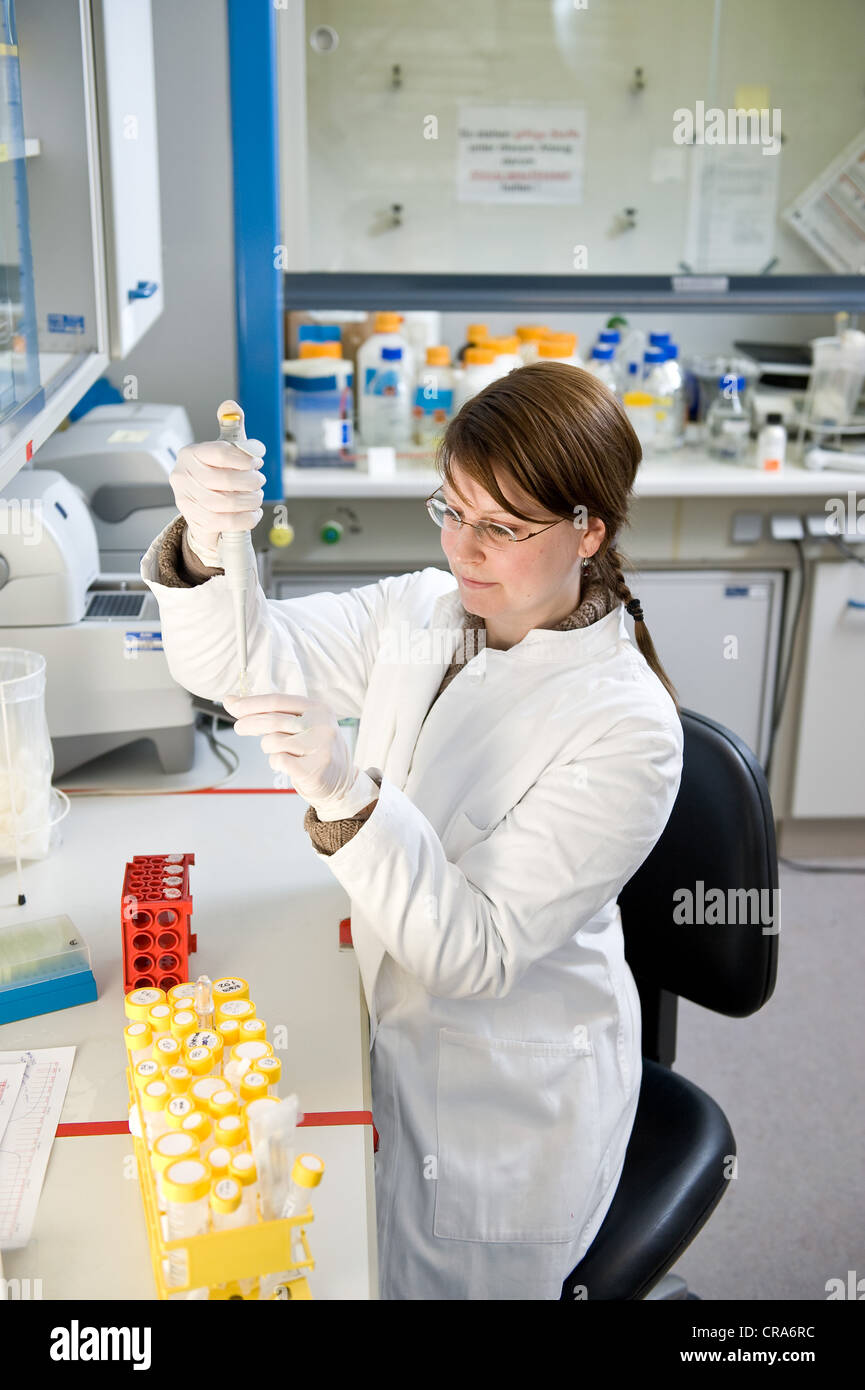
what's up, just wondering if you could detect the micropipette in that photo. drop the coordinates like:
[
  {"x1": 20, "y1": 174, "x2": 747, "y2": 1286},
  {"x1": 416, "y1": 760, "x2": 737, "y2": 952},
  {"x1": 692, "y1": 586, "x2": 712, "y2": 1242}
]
[{"x1": 216, "y1": 400, "x2": 263, "y2": 697}]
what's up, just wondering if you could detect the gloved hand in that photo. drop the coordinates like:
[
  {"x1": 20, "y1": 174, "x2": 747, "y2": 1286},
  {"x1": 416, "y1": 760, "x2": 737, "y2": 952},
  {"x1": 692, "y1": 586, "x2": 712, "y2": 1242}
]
[
  {"x1": 168, "y1": 433, "x2": 267, "y2": 569},
  {"x1": 222, "y1": 692, "x2": 380, "y2": 821}
]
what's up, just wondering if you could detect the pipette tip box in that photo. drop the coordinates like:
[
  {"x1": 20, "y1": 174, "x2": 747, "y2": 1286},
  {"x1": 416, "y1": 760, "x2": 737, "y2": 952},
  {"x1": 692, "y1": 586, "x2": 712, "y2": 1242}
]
[{"x1": 0, "y1": 914, "x2": 97, "y2": 1024}]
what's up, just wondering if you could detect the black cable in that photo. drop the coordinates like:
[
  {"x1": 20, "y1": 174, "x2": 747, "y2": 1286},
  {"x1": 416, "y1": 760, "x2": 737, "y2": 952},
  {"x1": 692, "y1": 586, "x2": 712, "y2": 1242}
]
[
  {"x1": 780, "y1": 857, "x2": 865, "y2": 875},
  {"x1": 830, "y1": 535, "x2": 865, "y2": 567},
  {"x1": 764, "y1": 539, "x2": 807, "y2": 780}
]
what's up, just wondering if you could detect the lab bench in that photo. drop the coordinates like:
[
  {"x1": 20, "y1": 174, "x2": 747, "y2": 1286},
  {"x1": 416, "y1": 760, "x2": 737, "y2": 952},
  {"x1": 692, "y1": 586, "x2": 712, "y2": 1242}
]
[{"x1": 0, "y1": 731, "x2": 378, "y2": 1300}]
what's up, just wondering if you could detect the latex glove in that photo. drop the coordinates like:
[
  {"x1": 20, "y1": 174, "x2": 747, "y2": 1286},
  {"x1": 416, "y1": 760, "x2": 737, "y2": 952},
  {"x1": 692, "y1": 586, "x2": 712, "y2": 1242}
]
[
  {"x1": 168, "y1": 434, "x2": 267, "y2": 568},
  {"x1": 222, "y1": 692, "x2": 380, "y2": 821}
]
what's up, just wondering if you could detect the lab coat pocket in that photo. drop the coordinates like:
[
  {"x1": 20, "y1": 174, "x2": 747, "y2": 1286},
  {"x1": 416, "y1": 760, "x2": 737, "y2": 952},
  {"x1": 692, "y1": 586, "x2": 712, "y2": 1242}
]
[{"x1": 433, "y1": 1028, "x2": 601, "y2": 1244}]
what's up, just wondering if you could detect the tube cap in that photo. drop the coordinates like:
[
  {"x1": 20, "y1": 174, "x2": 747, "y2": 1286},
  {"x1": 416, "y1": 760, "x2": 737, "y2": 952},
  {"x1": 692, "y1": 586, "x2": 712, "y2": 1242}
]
[
  {"x1": 125, "y1": 987, "x2": 166, "y2": 1022},
  {"x1": 152, "y1": 1131, "x2": 199, "y2": 1174},
  {"x1": 208, "y1": 1089, "x2": 240, "y2": 1119},
  {"x1": 229, "y1": 1152, "x2": 257, "y2": 1188},
  {"x1": 210, "y1": 1177, "x2": 242, "y2": 1214},
  {"x1": 141, "y1": 1080, "x2": 170, "y2": 1111},
  {"x1": 162, "y1": 1158, "x2": 210, "y2": 1204},
  {"x1": 240, "y1": 1070, "x2": 269, "y2": 1103},
  {"x1": 291, "y1": 1154, "x2": 325, "y2": 1189},
  {"x1": 214, "y1": 1114, "x2": 248, "y2": 1148},
  {"x1": 165, "y1": 1065, "x2": 192, "y2": 1096},
  {"x1": 212, "y1": 977, "x2": 250, "y2": 1002},
  {"x1": 124, "y1": 1022, "x2": 152, "y2": 1052}
]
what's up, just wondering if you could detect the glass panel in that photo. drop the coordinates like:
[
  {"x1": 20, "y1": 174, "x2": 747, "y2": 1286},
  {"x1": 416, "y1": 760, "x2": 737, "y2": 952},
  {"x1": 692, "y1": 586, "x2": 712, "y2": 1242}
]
[
  {"x1": 292, "y1": 0, "x2": 865, "y2": 277},
  {"x1": 0, "y1": 0, "x2": 42, "y2": 445}
]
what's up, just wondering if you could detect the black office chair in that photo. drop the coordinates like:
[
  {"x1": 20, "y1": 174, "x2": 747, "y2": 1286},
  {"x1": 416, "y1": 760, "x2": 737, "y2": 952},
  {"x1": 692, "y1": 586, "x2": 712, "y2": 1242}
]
[{"x1": 561, "y1": 709, "x2": 779, "y2": 1300}]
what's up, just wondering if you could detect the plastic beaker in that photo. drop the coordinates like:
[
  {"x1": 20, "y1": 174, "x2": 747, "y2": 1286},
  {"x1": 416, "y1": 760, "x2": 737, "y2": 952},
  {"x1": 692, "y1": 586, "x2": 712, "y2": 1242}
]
[{"x1": 0, "y1": 648, "x2": 63, "y2": 861}]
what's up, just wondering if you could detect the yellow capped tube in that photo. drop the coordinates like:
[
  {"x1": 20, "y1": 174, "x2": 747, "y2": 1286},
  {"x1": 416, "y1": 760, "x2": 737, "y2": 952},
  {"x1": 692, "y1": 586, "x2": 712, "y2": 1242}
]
[
  {"x1": 225, "y1": 1040, "x2": 273, "y2": 1091},
  {"x1": 209, "y1": 1176, "x2": 257, "y2": 1297},
  {"x1": 214, "y1": 1114, "x2": 248, "y2": 1153},
  {"x1": 216, "y1": 998, "x2": 256, "y2": 1024},
  {"x1": 181, "y1": 1110, "x2": 213, "y2": 1158},
  {"x1": 208, "y1": 1088, "x2": 240, "y2": 1120},
  {"x1": 185, "y1": 1045, "x2": 215, "y2": 1079},
  {"x1": 165, "y1": 1095, "x2": 196, "y2": 1130},
  {"x1": 254, "y1": 1055, "x2": 281, "y2": 1096},
  {"x1": 190, "y1": 1077, "x2": 224, "y2": 1110},
  {"x1": 260, "y1": 1154, "x2": 325, "y2": 1301},
  {"x1": 239, "y1": 1070, "x2": 269, "y2": 1105},
  {"x1": 146, "y1": 1003, "x2": 172, "y2": 1036},
  {"x1": 167, "y1": 982, "x2": 198, "y2": 1007},
  {"x1": 229, "y1": 1151, "x2": 259, "y2": 1226},
  {"x1": 216, "y1": 1019, "x2": 240, "y2": 1048},
  {"x1": 125, "y1": 987, "x2": 166, "y2": 1022},
  {"x1": 151, "y1": 1130, "x2": 200, "y2": 1212},
  {"x1": 170, "y1": 1009, "x2": 197, "y2": 1043},
  {"x1": 187, "y1": 1029, "x2": 224, "y2": 1072},
  {"x1": 153, "y1": 1035, "x2": 182, "y2": 1068},
  {"x1": 124, "y1": 1022, "x2": 153, "y2": 1065},
  {"x1": 134, "y1": 1059, "x2": 161, "y2": 1092},
  {"x1": 161, "y1": 1158, "x2": 210, "y2": 1299},
  {"x1": 206, "y1": 1146, "x2": 233, "y2": 1182},
  {"x1": 238, "y1": 1017, "x2": 267, "y2": 1044},
  {"x1": 165, "y1": 1065, "x2": 192, "y2": 1096},
  {"x1": 212, "y1": 976, "x2": 250, "y2": 1003},
  {"x1": 140, "y1": 1079, "x2": 171, "y2": 1147}
]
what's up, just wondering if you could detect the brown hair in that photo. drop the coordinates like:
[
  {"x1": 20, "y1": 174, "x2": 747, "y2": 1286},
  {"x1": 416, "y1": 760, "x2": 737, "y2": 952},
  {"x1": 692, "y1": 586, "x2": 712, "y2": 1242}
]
[{"x1": 435, "y1": 359, "x2": 678, "y2": 706}]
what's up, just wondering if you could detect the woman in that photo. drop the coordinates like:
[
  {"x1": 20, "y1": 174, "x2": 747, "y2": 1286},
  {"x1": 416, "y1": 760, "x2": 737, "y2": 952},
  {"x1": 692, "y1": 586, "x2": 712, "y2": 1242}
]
[{"x1": 141, "y1": 360, "x2": 683, "y2": 1301}]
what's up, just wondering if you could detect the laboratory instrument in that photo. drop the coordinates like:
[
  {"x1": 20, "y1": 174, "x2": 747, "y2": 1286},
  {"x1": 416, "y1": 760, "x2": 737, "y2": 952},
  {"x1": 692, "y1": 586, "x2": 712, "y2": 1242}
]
[
  {"x1": 0, "y1": 469, "x2": 195, "y2": 777},
  {"x1": 0, "y1": 914, "x2": 96, "y2": 1024}
]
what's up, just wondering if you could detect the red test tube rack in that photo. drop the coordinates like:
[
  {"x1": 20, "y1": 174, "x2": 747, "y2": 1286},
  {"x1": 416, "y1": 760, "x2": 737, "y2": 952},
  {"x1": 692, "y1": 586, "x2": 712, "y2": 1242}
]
[{"x1": 121, "y1": 853, "x2": 197, "y2": 992}]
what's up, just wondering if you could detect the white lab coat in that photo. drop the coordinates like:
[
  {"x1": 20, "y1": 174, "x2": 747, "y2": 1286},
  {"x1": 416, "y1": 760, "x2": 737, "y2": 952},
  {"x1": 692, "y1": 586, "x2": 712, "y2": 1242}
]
[{"x1": 140, "y1": 527, "x2": 683, "y2": 1300}]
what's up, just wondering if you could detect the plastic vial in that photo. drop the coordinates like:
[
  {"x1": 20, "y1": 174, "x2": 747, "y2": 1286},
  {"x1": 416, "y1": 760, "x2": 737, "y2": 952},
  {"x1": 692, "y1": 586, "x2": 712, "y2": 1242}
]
[
  {"x1": 755, "y1": 412, "x2": 786, "y2": 471},
  {"x1": 167, "y1": 982, "x2": 198, "y2": 1007},
  {"x1": 706, "y1": 375, "x2": 750, "y2": 461},
  {"x1": 154, "y1": 1035, "x2": 182, "y2": 1069},
  {"x1": 214, "y1": 1114, "x2": 248, "y2": 1156},
  {"x1": 190, "y1": 1077, "x2": 225, "y2": 1111},
  {"x1": 165, "y1": 1065, "x2": 192, "y2": 1096},
  {"x1": 187, "y1": 1030, "x2": 224, "y2": 1072},
  {"x1": 260, "y1": 1154, "x2": 325, "y2": 1301},
  {"x1": 209, "y1": 1178, "x2": 258, "y2": 1299},
  {"x1": 152, "y1": 1130, "x2": 200, "y2": 1212},
  {"x1": 185, "y1": 1045, "x2": 216, "y2": 1080},
  {"x1": 254, "y1": 1055, "x2": 281, "y2": 1096},
  {"x1": 165, "y1": 1095, "x2": 196, "y2": 1129},
  {"x1": 134, "y1": 1059, "x2": 161, "y2": 1092},
  {"x1": 193, "y1": 974, "x2": 215, "y2": 1031},
  {"x1": 162, "y1": 1158, "x2": 211, "y2": 1299},
  {"x1": 181, "y1": 1110, "x2": 213, "y2": 1159},
  {"x1": 238, "y1": 1018, "x2": 267, "y2": 1044},
  {"x1": 146, "y1": 1004, "x2": 172, "y2": 1036},
  {"x1": 170, "y1": 1009, "x2": 197, "y2": 1044},
  {"x1": 208, "y1": 1088, "x2": 241, "y2": 1122},
  {"x1": 124, "y1": 1022, "x2": 153, "y2": 1067},
  {"x1": 239, "y1": 1070, "x2": 270, "y2": 1106},
  {"x1": 141, "y1": 1080, "x2": 171, "y2": 1148},
  {"x1": 229, "y1": 1152, "x2": 260, "y2": 1226},
  {"x1": 215, "y1": 1018, "x2": 240, "y2": 1048},
  {"x1": 206, "y1": 1146, "x2": 233, "y2": 1182},
  {"x1": 212, "y1": 977, "x2": 250, "y2": 1003},
  {"x1": 124, "y1": 987, "x2": 166, "y2": 1023},
  {"x1": 216, "y1": 998, "x2": 256, "y2": 1025},
  {"x1": 584, "y1": 346, "x2": 619, "y2": 394},
  {"x1": 224, "y1": 1040, "x2": 274, "y2": 1091}
]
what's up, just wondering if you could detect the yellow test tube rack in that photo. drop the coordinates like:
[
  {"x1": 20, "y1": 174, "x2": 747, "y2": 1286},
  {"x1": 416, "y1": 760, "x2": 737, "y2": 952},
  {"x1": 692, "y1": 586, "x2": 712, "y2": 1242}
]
[{"x1": 127, "y1": 1062, "x2": 318, "y2": 1300}]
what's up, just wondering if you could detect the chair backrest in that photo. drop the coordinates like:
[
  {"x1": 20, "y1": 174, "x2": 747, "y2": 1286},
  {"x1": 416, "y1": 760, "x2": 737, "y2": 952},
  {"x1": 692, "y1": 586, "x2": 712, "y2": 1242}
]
[{"x1": 618, "y1": 709, "x2": 779, "y2": 1021}]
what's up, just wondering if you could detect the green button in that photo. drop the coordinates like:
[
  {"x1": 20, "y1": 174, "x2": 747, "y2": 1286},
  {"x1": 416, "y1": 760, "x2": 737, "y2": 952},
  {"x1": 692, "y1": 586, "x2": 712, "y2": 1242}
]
[{"x1": 320, "y1": 522, "x2": 342, "y2": 544}]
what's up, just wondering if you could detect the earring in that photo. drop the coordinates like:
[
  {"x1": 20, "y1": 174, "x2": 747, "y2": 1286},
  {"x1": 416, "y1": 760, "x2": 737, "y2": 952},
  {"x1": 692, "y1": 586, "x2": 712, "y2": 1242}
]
[{"x1": 581, "y1": 557, "x2": 590, "y2": 570}]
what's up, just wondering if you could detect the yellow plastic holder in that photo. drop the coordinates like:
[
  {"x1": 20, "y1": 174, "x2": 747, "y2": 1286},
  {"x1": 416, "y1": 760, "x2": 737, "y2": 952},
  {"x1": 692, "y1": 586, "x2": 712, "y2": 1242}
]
[{"x1": 128, "y1": 1063, "x2": 316, "y2": 1299}]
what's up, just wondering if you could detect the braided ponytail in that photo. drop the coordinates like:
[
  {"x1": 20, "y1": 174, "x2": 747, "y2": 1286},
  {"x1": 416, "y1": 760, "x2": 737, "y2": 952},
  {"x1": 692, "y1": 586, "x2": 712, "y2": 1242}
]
[
  {"x1": 591, "y1": 546, "x2": 679, "y2": 707},
  {"x1": 436, "y1": 360, "x2": 680, "y2": 711}
]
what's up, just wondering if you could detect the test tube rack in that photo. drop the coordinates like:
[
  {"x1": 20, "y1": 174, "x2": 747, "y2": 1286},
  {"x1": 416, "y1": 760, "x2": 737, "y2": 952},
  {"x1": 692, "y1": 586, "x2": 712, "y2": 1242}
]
[
  {"x1": 121, "y1": 854, "x2": 197, "y2": 993},
  {"x1": 127, "y1": 1063, "x2": 318, "y2": 1301}
]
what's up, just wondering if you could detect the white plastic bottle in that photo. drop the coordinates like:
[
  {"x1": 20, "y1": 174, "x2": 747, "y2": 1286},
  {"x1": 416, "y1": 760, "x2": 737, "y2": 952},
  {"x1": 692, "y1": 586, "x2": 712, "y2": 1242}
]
[
  {"x1": 357, "y1": 312, "x2": 412, "y2": 444},
  {"x1": 363, "y1": 346, "x2": 412, "y2": 447},
  {"x1": 484, "y1": 335, "x2": 523, "y2": 375},
  {"x1": 755, "y1": 412, "x2": 786, "y2": 472},
  {"x1": 283, "y1": 343, "x2": 354, "y2": 467},
  {"x1": 650, "y1": 343, "x2": 687, "y2": 451},
  {"x1": 584, "y1": 346, "x2": 620, "y2": 394},
  {"x1": 453, "y1": 346, "x2": 501, "y2": 411},
  {"x1": 413, "y1": 346, "x2": 455, "y2": 447}
]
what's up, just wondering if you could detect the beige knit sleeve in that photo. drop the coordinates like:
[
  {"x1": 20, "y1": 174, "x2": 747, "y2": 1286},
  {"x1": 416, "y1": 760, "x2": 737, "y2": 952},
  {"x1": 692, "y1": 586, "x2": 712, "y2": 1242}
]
[
  {"x1": 303, "y1": 772, "x2": 382, "y2": 856},
  {"x1": 153, "y1": 515, "x2": 225, "y2": 589}
]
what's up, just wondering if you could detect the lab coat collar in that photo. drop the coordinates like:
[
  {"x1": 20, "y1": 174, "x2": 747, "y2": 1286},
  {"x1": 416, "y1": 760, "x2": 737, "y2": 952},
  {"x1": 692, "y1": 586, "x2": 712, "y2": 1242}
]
[{"x1": 431, "y1": 586, "x2": 628, "y2": 664}]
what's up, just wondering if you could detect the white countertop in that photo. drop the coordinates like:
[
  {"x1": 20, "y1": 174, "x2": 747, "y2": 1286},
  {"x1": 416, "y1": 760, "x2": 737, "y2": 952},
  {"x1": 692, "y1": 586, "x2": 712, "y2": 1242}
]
[
  {"x1": 283, "y1": 446, "x2": 865, "y2": 500},
  {"x1": 0, "y1": 727, "x2": 377, "y2": 1298}
]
